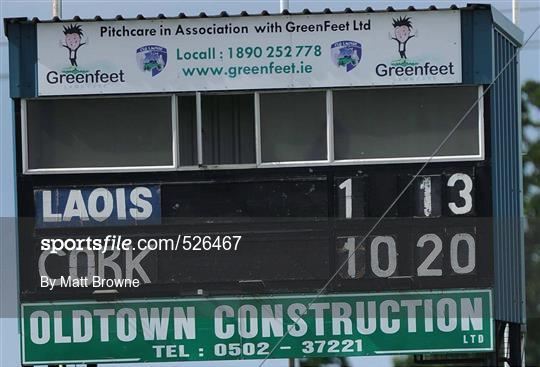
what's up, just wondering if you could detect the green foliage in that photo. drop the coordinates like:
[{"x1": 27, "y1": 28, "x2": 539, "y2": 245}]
[
  {"x1": 522, "y1": 80, "x2": 540, "y2": 366},
  {"x1": 392, "y1": 356, "x2": 413, "y2": 366},
  {"x1": 392, "y1": 355, "x2": 464, "y2": 366},
  {"x1": 523, "y1": 80, "x2": 540, "y2": 201},
  {"x1": 300, "y1": 357, "x2": 351, "y2": 367}
]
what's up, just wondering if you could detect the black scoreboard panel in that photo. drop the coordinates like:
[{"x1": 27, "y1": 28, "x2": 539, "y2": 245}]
[
  {"x1": 18, "y1": 161, "x2": 492, "y2": 301},
  {"x1": 161, "y1": 178, "x2": 328, "y2": 219}
]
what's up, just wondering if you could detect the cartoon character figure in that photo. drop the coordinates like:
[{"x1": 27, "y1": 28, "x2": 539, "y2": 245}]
[
  {"x1": 391, "y1": 16, "x2": 416, "y2": 59},
  {"x1": 61, "y1": 24, "x2": 86, "y2": 67}
]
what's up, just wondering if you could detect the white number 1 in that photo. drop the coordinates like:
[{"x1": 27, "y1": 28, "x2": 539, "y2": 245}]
[
  {"x1": 344, "y1": 237, "x2": 356, "y2": 278},
  {"x1": 419, "y1": 177, "x2": 432, "y2": 217},
  {"x1": 339, "y1": 179, "x2": 352, "y2": 219}
]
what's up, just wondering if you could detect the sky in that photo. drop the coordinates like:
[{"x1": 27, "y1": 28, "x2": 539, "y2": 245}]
[{"x1": 0, "y1": 1, "x2": 539, "y2": 366}]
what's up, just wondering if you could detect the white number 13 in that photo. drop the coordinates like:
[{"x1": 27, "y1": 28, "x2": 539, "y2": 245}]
[{"x1": 447, "y1": 173, "x2": 473, "y2": 215}]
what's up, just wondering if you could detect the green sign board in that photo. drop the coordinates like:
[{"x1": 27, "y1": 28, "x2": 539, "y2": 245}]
[{"x1": 21, "y1": 289, "x2": 493, "y2": 365}]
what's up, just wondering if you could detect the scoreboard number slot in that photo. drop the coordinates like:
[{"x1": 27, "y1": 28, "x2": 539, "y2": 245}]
[
  {"x1": 336, "y1": 172, "x2": 474, "y2": 219},
  {"x1": 414, "y1": 176, "x2": 442, "y2": 217},
  {"x1": 406, "y1": 172, "x2": 475, "y2": 217},
  {"x1": 340, "y1": 237, "x2": 366, "y2": 279},
  {"x1": 447, "y1": 173, "x2": 474, "y2": 215},
  {"x1": 370, "y1": 236, "x2": 397, "y2": 278},
  {"x1": 338, "y1": 179, "x2": 353, "y2": 219},
  {"x1": 338, "y1": 235, "x2": 398, "y2": 279},
  {"x1": 335, "y1": 176, "x2": 366, "y2": 218},
  {"x1": 338, "y1": 231, "x2": 477, "y2": 279},
  {"x1": 416, "y1": 233, "x2": 444, "y2": 276},
  {"x1": 415, "y1": 232, "x2": 477, "y2": 277},
  {"x1": 450, "y1": 233, "x2": 476, "y2": 274}
]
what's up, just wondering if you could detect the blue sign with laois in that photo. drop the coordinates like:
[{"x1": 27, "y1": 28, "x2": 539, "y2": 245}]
[{"x1": 34, "y1": 185, "x2": 161, "y2": 228}]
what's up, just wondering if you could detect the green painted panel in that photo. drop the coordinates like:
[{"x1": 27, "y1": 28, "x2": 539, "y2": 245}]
[{"x1": 21, "y1": 289, "x2": 493, "y2": 365}]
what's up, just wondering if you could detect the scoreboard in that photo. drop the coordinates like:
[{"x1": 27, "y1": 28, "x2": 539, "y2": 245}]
[
  {"x1": 5, "y1": 4, "x2": 524, "y2": 365},
  {"x1": 21, "y1": 162, "x2": 492, "y2": 300}
]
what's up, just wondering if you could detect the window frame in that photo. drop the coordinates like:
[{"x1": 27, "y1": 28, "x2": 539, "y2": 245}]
[
  {"x1": 257, "y1": 88, "x2": 332, "y2": 167},
  {"x1": 330, "y1": 85, "x2": 485, "y2": 165},
  {"x1": 21, "y1": 86, "x2": 484, "y2": 175},
  {"x1": 191, "y1": 91, "x2": 258, "y2": 169},
  {"x1": 22, "y1": 94, "x2": 178, "y2": 174}
]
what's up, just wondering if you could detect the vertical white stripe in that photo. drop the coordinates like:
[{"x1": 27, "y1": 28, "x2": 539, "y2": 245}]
[
  {"x1": 254, "y1": 92, "x2": 262, "y2": 165},
  {"x1": 326, "y1": 90, "x2": 334, "y2": 163},
  {"x1": 21, "y1": 99, "x2": 29, "y2": 173},
  {"x1": 196, "y1": 92, "x2": 203, "y2": 165},
  {"x1": 171, "y1": 94, "x2": 179, "y2": 168}
]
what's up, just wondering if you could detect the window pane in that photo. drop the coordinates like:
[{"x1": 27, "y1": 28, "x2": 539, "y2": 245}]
[
  {"x1": 178, "y1": 95, "x2": 197, "y2": 166},
  {"x1": 27, "y1": 97, "x2": 173, "y2": 169},
  {"x1": 333, "y1": 86, "x2": 480, "y2": 160},
  {"x1": 202, "y1": 94, "x2": 255, "y2": 165},
  {"x1": 260, "y1": 92, "x2": 327, "y2": 162}
]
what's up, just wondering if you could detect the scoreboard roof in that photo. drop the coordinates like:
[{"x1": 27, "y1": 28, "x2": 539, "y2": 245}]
[
  {"x1": 3, "y1": 3, "x2": 523, "y2": 45},
  {"x1": 3, "y1": 3, "x2": 524, "y2": 98}
]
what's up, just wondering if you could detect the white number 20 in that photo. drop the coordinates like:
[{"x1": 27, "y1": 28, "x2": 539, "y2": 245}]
[{"x1": 447, "y1": 173, "x2": 473, "y2": 215}]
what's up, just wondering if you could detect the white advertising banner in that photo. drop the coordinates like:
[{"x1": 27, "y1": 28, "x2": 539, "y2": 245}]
[{"x1": 37, "y1": 11, "x2": 462, "y2": 95}]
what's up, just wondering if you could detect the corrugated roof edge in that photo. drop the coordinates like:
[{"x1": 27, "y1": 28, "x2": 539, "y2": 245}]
[
  {"x1": 489, "y1": 4, "x2": 524, "y2": 45},
  {"x1": 4, "y1": 3, "x2": 521, "y2": 43},
  {"x1": 4, "y1": 4, "x2": 474, "y2": 37}
]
